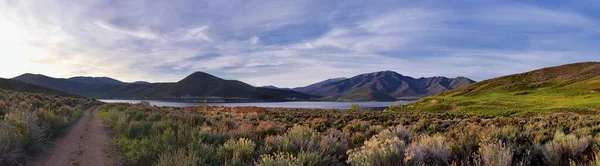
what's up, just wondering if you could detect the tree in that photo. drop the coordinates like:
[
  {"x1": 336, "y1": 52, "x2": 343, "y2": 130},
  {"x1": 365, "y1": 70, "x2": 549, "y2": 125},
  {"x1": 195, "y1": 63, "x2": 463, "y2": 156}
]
[
  {"x1": 139, "y1": 100, "x2": 152, "y2": 107},
  {"x1": 349, "y1": 104, "x2": 360, "y2": 111}
]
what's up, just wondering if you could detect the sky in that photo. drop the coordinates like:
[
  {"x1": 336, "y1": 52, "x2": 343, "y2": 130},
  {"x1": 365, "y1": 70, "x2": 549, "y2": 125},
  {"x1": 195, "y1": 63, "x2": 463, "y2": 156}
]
[{"x1": 1, "y1": 0, "x2": 599, "y2": 88}]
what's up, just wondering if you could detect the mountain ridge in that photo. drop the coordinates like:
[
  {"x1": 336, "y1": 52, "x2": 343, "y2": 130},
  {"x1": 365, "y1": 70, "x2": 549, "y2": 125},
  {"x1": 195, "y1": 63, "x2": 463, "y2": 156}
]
[
  {"x1": 293, "y1": 71, "x2": 475, "y2": 101},
  {"x1": 12, "y1": 72, "x2": 316, "y2": 102}
]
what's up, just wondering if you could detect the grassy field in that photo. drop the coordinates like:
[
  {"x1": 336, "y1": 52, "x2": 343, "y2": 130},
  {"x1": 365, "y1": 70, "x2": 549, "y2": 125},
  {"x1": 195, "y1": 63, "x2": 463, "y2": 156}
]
[
  {"x1": 406, "y1": 76, "x2": 600, "y2": 116},
  {"x1": 405, "y1": 63, "x2": 600, "y2": 116},
  {"x1": 99, "y1": 103, "x2": 600, "y2": 166}
]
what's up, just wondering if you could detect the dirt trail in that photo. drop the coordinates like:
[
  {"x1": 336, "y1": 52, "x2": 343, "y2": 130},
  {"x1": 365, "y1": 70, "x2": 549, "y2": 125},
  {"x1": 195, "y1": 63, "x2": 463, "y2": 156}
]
[{"x1": 29, "y1": 107, "x2": 122, "y2": 166}]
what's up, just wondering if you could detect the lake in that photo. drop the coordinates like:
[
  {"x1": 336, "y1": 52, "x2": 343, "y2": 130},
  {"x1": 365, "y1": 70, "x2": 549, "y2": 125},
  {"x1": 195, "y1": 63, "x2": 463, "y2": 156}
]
[{"x1": 98, "y1": 99, "x2": 413, "y2": 109}]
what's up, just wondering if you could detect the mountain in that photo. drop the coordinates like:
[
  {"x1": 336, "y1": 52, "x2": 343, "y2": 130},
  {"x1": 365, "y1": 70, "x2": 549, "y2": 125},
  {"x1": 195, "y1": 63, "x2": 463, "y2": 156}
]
[
  {"x1": 406, "y1": 62, "x2": 600, "y2": 115},
  {"x1": 68, "y1": 76, "x2": 125, "y2": 85},
  {"x1": 131, "y1": 81, "x2": 150, "y2": 84},
  {"x1": 261, "y1": 85, "x2": 292, "y2": 90},
  {"x1": 12, "y1": 72, "x2": 316, "y2": 102},
  {"x1": 13, "y1": 73, "x2": 107, "y2": 97},
  {"x1": 0, "y1": 77, "x2": 78, "y2": 97},
  {"x1": 293, "y1": 71, "x2": 474, "y2": 101}
]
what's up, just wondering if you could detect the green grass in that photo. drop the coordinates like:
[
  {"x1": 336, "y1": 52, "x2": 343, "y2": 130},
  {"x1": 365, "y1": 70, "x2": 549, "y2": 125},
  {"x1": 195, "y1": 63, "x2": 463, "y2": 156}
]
[{"x1": 407, "y1": 76, "x2": 600, "y2": 116}]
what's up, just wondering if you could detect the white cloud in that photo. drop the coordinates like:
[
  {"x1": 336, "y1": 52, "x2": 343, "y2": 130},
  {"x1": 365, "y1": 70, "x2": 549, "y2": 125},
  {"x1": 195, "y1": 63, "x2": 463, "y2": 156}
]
[
  {"x1": 249, "y1": 36, "x2": 260, "y2": 45},
  {"x1": 181, "y1": 26, "x2": 212, "y2": 42},
  {"x1": 94, "y1": 20, "x2": 159, "y2": 39}
]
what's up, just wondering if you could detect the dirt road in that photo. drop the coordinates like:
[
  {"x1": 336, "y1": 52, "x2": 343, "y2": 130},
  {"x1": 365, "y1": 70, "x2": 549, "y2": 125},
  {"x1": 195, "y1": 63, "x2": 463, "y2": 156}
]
[{"x1": 29, "y1": 107, "x2": 122, "y2": 166}]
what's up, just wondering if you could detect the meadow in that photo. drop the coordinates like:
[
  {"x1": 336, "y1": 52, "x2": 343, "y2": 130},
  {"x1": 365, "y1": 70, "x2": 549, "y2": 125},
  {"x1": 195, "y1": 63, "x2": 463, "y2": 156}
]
[
  {"x1": 406, "y1": 73, "x2": 600, "y2": 116},
  {"x1": 99, "y1": 103, "x2": 600, "y2": 166},
  {"x1": 0, "y1": 89, "x2": 99, "y2": 165}
]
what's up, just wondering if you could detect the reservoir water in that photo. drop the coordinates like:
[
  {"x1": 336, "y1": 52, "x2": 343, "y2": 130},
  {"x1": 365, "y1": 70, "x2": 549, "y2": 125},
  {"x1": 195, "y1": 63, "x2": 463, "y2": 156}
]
[{"x1": 98, "y1": 99, "x2": 413, "y2": 109}]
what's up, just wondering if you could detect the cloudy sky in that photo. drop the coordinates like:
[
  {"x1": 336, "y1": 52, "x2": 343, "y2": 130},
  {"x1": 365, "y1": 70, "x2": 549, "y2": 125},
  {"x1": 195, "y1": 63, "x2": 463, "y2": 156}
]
[{"x1": 1, "y1": 0, "x2": 599, "y2": 87}]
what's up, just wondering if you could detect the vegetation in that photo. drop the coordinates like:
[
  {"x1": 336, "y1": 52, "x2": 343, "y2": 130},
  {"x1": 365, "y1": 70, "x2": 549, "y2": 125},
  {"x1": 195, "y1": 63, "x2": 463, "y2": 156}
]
[
  {"x1": 100, "y1": 104, "x2": 600, "y2": 166},
  {"x1": 0, "y1": 89, "x2": 99, "y2": 165},
  {"x1": 406, "y1": 62, "x2": 600, "y2": 115}
]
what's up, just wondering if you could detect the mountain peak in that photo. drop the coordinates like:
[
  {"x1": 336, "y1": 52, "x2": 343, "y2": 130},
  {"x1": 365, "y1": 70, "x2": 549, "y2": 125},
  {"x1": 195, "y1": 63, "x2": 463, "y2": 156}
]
[
  {"x1": 14, "y1": 73, "x2": 50, "y2": 79},
  {"x1": 180, "y1": 72, "x2": 221, "y2": 82},
  {"x1": 353, "y1": 70, "x2": 399, "y2": 78}
]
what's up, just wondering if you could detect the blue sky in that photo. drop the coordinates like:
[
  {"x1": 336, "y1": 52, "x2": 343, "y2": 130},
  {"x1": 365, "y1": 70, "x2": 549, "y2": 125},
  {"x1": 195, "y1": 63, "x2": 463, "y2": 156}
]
[{"x1": 0, "y1": 0, "x2": 599, "y2": 87}]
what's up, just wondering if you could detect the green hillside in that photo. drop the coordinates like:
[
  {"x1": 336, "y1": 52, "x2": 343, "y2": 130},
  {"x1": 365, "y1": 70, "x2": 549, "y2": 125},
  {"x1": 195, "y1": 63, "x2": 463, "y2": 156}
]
[{"x1": 405, "y1": 62, "x2": 600, "y2": 116}]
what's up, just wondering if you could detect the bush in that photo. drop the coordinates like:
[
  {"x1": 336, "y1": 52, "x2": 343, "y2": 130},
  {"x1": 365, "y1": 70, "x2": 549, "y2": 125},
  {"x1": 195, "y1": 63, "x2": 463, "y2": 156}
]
[
  {"x1": 347, "y1": 137, "x2": 407, "y2": 166},
  {"x1": 476, "y1": 141, "x2": 513, "y2": 166},
  {"x1": 544, "y1": 131, "x2": 594, "y2": 165},
  {"x1": 256, "y1": 152, "x2": 296, "y2": 166},
  {"x1": 265, "y1": 125, "x2": 321, "y2": 154},
  {"x1": 155, "y1": 146, "x2": 200, "y2": 166},
  {"x1": 55, "y1": 106, "x2": 74, "y2": 117},
  {"x1": 0, "y1": 122, "x2": 24, "y2": 165},
  {"x1": 217, "y1": 138, "x2": 256, "y2": 166},
  {"x1": 0, "y1": 100, "x2": 7, "y2": 119},
  {"x1": 319, "y1": 129, "x2": 348, "y2": 160},
  {"x1": 139, "y1": 100, "x2": 151, "y2": 107},
  {"x1": 349, "y1": 104, "x2": 360, "y2": 111},
  {"x1": 408, "y1": 135, "x2": 451, "y2": 165},
  {"x1": 257, "y1": 151, "x2": 341, "y2": 166}
]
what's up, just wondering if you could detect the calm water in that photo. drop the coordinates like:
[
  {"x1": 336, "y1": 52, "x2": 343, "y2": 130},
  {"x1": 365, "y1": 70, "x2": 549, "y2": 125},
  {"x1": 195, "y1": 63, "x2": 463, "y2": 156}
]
[{"x1": 98, "y1": 99, "x2": 413, "y2": 109}]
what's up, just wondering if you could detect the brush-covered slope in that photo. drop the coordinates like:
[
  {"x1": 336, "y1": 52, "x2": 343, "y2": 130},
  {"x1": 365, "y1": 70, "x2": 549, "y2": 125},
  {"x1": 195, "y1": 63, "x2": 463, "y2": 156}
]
[
  {"x1": 406, "y1": 62, "x2": 600, "y2": 115},
  {"x1": 0, "y1": 78, "x2": 78, "y2": 97},
  {"x1": 294, "y1": 71, "x2": 474, "y2": 101}
]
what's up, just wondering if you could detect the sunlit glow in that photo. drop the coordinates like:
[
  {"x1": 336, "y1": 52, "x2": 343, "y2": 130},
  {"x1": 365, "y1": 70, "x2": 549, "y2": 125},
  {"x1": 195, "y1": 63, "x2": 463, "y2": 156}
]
[{"x1": 0, "y1": 11, "x2": 67, "y2": 78}]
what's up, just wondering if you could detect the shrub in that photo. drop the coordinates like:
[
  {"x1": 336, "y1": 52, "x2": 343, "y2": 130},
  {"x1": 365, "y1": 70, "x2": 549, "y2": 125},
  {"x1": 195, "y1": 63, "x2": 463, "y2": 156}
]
[
  {"x1": 408, "y1": 135, "x2": 451, "y2": 165},
  {"x1": 139, "y1": 100, "x2": 151, "y2": 107},
  {"x1": 350, "y1": 133, "x2": 365, "y2": 147},
  {"x1": 155, "y1": 146, "x2": 200, "y2": 166},
  {"x1": 217, "y1": 138, "x2": 256, "y2": 166},
  {"x1": 449, "y1": 127, "x2": 480, "y2": 165},
  {"x1": 126, "y1": 121, "x2": 151, "y2": 138},
  {"x1": 265, "y1": 125, "x2": 321, "y2": 154},
  {"x1": 475, "y1": 141, "x2": 513, "y2": 166},
  {"x1": 0, "y1": 122, "x2": 24, "y2": 166},
  {"x1": 347, "y1": 137, "x2": 407, "y2": 166},
  {"x1": 34, "y1": 110, "x2": 67, "y2": 135},
  {"x1": 349, "y1": 104, "x2": 360, "y2": 111},
  {"x1": 256, "y1": 152, "x2": 296, "y2": 166},
  {"x1": 0, "y1": 100, "x2": 7, "y2": 119},
  {"x1": 544, "y1": 131, "x2": 594, "y2": 165},
  {"x1": 319, "y1": 129, "x2": 349, "y2": 160},
  {"x1": 55, "y1": 106, "x2": 74, "y2": 117},
  {"x1": 257, "y1": 151, "x2": 341, "y2": 166},
  {"x1": 374, "y1": 125, "x2": 411, "y2": 142}
]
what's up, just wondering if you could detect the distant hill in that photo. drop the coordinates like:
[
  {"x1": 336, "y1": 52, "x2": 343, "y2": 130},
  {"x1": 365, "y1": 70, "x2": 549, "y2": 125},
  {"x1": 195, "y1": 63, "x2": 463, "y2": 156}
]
[
  {"x1": 406, "y1": 62, "x2": 600, "y2": 115},
  {"x1": 68, "y1": 76, "x2": 125, "y2": 85},
  {"x1": 293, "y1": 71, "x2": 474, "y2": 101},
  {"x1": 131, "y1": 81, "x2": 150, "y2": 84},
  {"x1": 261, "y1": 85, "x2": 292, "y2": 90},
  {"x1": 0, "y1": 78, "x2": 78, "y2": 97},
  {"x1": 13, "y1": 72, "x2": 316, "y2": 102}
]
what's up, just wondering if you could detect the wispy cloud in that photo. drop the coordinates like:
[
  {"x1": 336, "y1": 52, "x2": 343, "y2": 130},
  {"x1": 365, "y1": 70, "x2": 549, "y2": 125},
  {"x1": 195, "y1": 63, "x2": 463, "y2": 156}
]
[{"x1": 1, "y1": 0, "x2": 599, "y2": 87}]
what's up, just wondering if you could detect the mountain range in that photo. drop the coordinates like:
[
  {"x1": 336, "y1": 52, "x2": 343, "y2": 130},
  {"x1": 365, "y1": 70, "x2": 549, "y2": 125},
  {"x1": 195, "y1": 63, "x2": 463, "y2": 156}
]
[
  {"x1": 12, "y1": 72, "x2": 316, "y2": 102},
  {"x1": 292, "y1": 71, "x2": 475, "y2": 101},
  {"x1": 12, "y1": 71, "x2": 474, "y2": 102}
]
